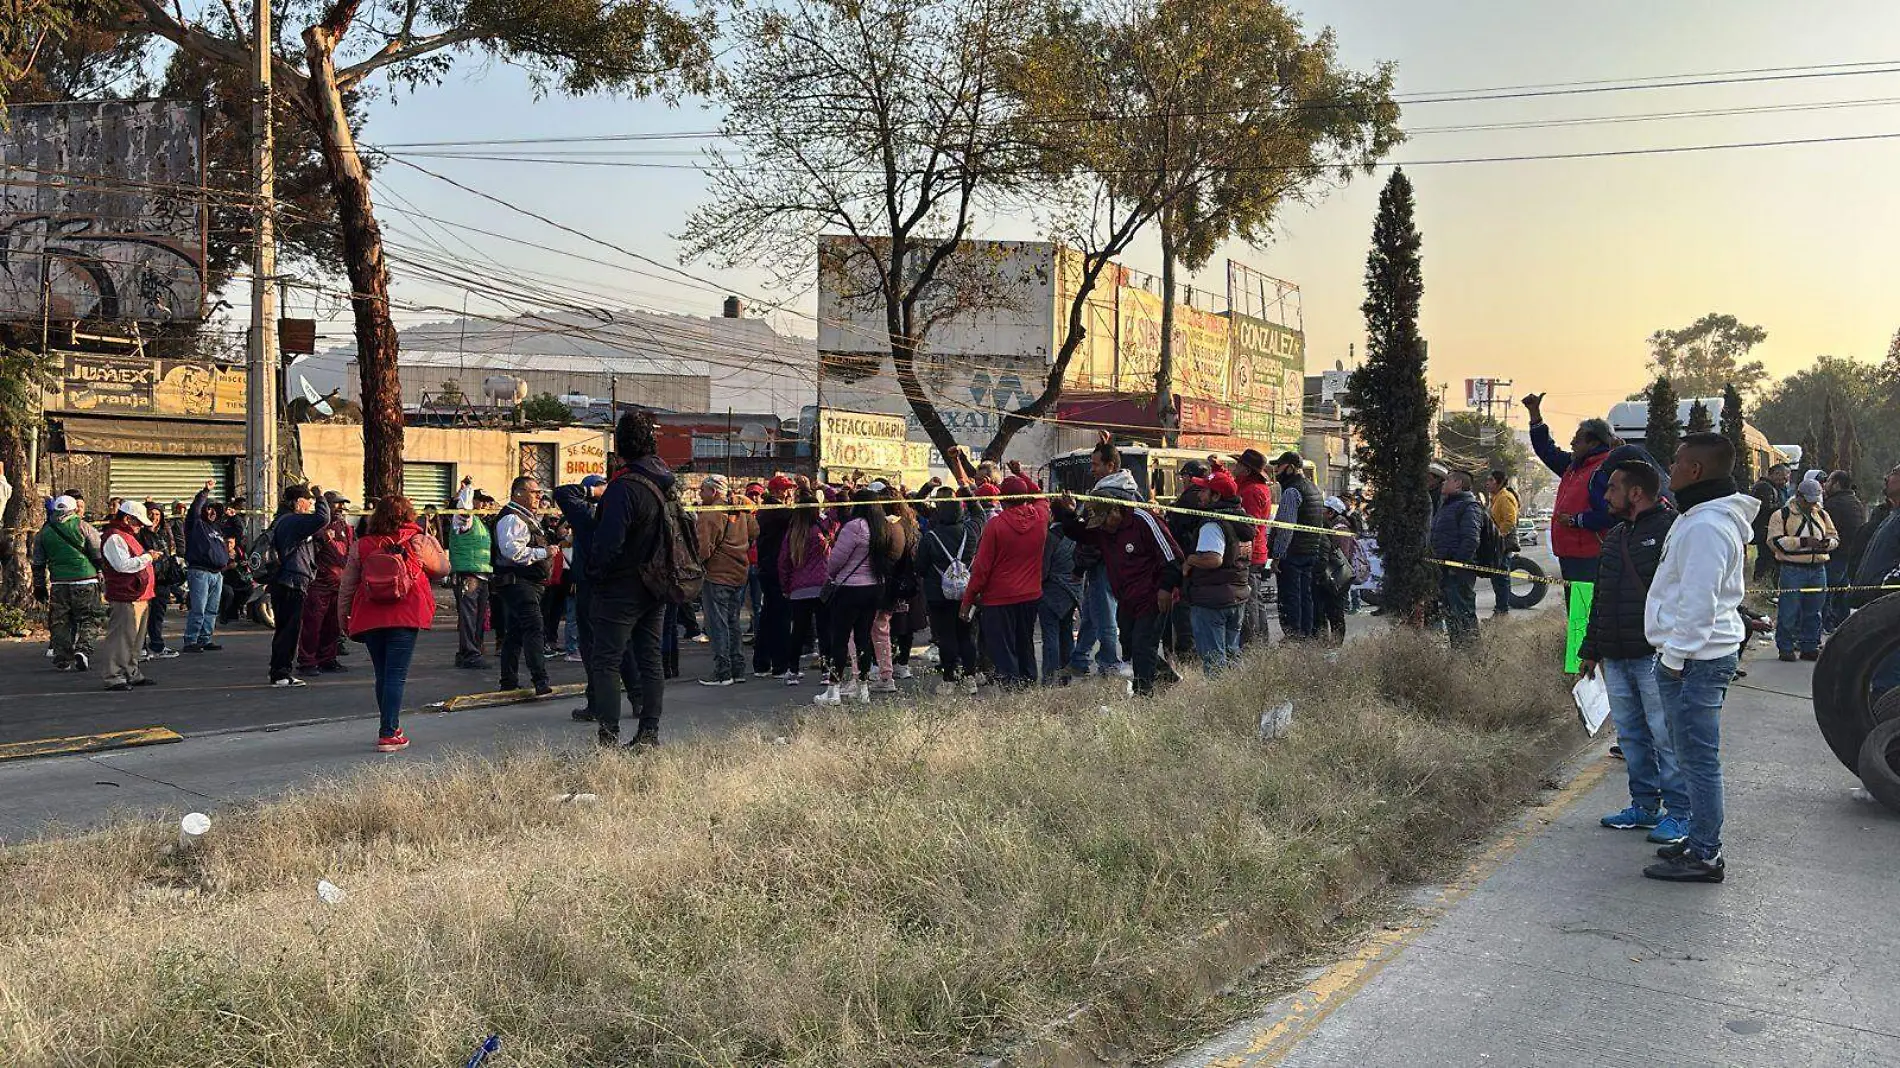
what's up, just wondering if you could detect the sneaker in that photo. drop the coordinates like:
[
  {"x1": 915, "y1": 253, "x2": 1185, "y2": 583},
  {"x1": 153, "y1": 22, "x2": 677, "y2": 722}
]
[
  {"x1": 893, "y1": 665, "x2": 915, "y2": 680},
  {"x1": 376, "y1": 731, "x2": 409, "y2": 753},
  {"x1": 814, "y1": 683, "x2": 842, "y2": 706},
  {"x1": 1115, "y1": 662, "x2": 1135, "y2": 679},
  {"x1": 870, "y1": 678, "x2": 898, "y2": 694},
  {"x1": 149, "y1": 648, "x2": 180, "y2": 660},
  {"x1": 564, "y1": 653, "x2": 585, "y2": 663},
  {"x1": 131, "y1": 678, "x2": 157, "y2": 687},
  {"x1": 698, "y1": 676, "x2": 734, "y2": 687},
  {"x1": 1778, "y1": 650, "x2": 1798, "y2": 662},
  {"x1": 754, "y1": 669, "x2": 777, "y2": 679},
  {"x1": 783, "y1": 671, "x2": 803, "y2": 686},
  {"x1": 836, "y1": 678, "x2": 862, "y2": 700},
  {"x1": 596, "y1": 728, "x2": 620, "y2": 748},
  {"x1": 272, "y1": 676, "x2": 307, "y2": 688},
  {"x1": 182, "y1": 644, "x2": 205, "y2": 653},
  {"x1": 200, "y1": 642, "x2": 223, "y2": 652},
  {"x1": 856, "y1": 680, "x2": 871, "y2": 704},
  {"x1": 1800, "y1": 650, "x2": 1820, "y2": 662},
  {"x1": 972, "y1": 672, "x2": 990, "y2": 687},
  {"x1": 533, "y1": 683, "x2": 555, "y2": 698},
  {"x1": 1600, "y1": 805, "x2": 1663, "y2": 830},
  {"x1": 571, "y1": 707, "x2": 597, "y2": 722},
  {"x1": 730, "y1": 674, "x2": 747, "y2": 685},
  {"x1": 74, "y1": 651, "x2": 90, "y2": 672},
  {"x1": 1642, "y1": 851, "x2": 1725, "y2": 883},
  {"x1": 319, "y1": 662, "x2": 348, "y2": 673},
  {"x1": 44, "y1": 647, "x2": 54, "y2": 659},
  {"x1": 692, "y1": 633, "x2": 710, "y2": 644},
  {"x1": 630, "y1": 727, "x2": 661, "y2": 749},
  {"x1": 1655, "y1": 841, "x2": 1694, "y2": 860},
  {"x1": 935, "y1": 681, "x2": 956, "y2": 696},
  {"x1": 137, "y1": 650, "x2": 151, "y2": 662},
  {"x1": 105, "y1": 681, "x2": 132, "y2": 692},
  {"x1": 1646, "y1": 815, "x2": 1690, "y2": 845},
  {"x1": 1609, "y1": 744, "x2": 1625, "y2": 760}
]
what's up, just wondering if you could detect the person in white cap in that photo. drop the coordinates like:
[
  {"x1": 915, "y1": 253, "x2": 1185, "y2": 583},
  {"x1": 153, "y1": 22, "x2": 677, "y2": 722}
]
[
  {"x1": 99, "y1": 499, "x2": 161, "y2": 691},
  {"x1": 35, "y1": 494, "x2": 106, "y2": 672},
  {"x1": 1766, "y1": 476, "x2": 1839, "y2": 662}
]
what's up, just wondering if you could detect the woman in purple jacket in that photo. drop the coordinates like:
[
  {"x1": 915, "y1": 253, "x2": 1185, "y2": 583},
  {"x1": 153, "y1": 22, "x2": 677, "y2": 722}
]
[
  {"x1": 777, "y1": 490, "x2": 830, "y2": 686},
  {"x1": 814, "y1": 489, "x2": 887, "y2": 705}
]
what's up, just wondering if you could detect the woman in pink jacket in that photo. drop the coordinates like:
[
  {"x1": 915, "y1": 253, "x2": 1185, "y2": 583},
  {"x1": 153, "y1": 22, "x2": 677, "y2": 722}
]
[
  {"x1": 814, "y1": 489, "x2": 887, "y2": 706},
  {"x1": 776, "y1": 490, "x2": 830, "y2": 685}
]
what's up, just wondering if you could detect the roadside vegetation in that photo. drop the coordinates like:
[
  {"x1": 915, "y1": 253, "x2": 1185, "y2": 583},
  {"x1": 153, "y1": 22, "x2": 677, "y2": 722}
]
[{"x1": 0, "y1": 618, "x2": 1577, "y2": 1066}]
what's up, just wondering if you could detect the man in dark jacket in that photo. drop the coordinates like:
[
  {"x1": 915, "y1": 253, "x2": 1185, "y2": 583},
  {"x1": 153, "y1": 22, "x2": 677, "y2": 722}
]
[
  {"x1": 1269, "y1": 451, "x2": 1327, "y2": 640},
  {"x1": 182, "y1": 482, "x2": 230, "y2": 652},
  {"x1": 296, "y1": 492, "x2": 354, "y2": 676},
  {"x1": 1580, "y1": 460, "x2": 1690, "y2": 846},
  {"x1": 1052, "y1": 468, "x2": 1182, "y2": 697},
  {"x1": 1748, "y1": 464, "x2": 1791, "y2": 586},
  {"x1": 1430, "y1": 470, "x2": 1485, "y2": 646},
  {"x1": 750, "y1": 474, "x2": 798, "y2": 678},
  {"x1": 1822, "y1": 470, "x2": 1867, "y2": 631},
  {"x1": 585, "y1": 411, "x2": 673, "y2": 748},
  {"x1": 265, "y1": 484, "x2": 330, "y2": 687}
]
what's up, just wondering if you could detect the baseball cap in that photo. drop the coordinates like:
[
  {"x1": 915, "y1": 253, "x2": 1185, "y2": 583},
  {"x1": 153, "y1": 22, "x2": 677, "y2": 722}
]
[
  {"x1": 974, "y1": 483, "x2": 1002, "y2": 498},
  {"x1": 745, "y1": 481, "x2": 765, "y2": 496},
  {"x1": 580, "y1": 474, "x2": 607, "y2": 489},
  {"x1": 51, "y1": 495, "x2": 77, "y2": 514},
  {"x1": 1427, "y1": 461, "x2": 1450, "y2": 478},
  {"x1": 1324, "y1": 495, "x2": 1348, "y2": 514},
  {"x1": 116, "y1": 499, "x2": 148, "y2": 523},
  {"x1": 767, "y1": 474, "x2": 796, "y2": 494},
  {"x1": 1271, "y1": 450, "x2": 1304, "y2": 467},
  {"x1": 1179, "y1": 459, "x2": 1211, "y2": 481},
  {"x1": 1797, "y1": 478, "x2": 1823, "y2": 502},
  {"x1": 702, "y1": 473, "x2": 728, "y2": 491},
  {"x1": 1191, "y1": 470, "x2": 1239, "y2": 498},
  {"x1": 322, "y1": 490, "x2": 351, "y2": 507},
  {"x1": 999, "y1": 474, "x2": 1032, "y2": 497}
]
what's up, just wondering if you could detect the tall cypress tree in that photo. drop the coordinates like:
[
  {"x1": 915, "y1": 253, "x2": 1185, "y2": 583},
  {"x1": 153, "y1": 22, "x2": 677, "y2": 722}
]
[
  {"x1": 1720, "y1": 383, "x2": 1753, "y2": 488},
  {"x1": 1838, "y1": 410, "x2": 1861, "y2": 484},
  {"x1": 1643, "y1": 376, "x2": 1681, "y2": 467},
  {"x1": 1346, "y1": 169, "x2": 1434, "y2": 621},
  {"x1": 1686, "y1": 398, "x2": 1714, "y2": 434},
  {"x1": 1815, "y1": 393, "x2": 1839, "y2": 472}
]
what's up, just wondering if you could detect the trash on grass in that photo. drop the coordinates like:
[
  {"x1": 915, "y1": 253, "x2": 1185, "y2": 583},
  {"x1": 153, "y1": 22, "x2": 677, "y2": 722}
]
[
  {"x1": 316, "y1": 879, "x2": 346, "y2": 905},
  {"x1": 1259, "y1": 701, "x2": 1294, "y2": 740}
]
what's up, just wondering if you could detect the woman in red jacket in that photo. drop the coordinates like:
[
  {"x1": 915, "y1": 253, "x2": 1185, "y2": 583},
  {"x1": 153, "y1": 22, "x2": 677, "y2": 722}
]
[
  {"x1": 960, "y1": 473, "x2": 1049, "y2": 687},
  {"x1": 338, "y1": 495, "x2": 451, "y2": 752}
]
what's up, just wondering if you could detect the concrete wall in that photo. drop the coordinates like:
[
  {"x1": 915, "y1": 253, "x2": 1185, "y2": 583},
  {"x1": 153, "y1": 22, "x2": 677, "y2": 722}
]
[
  {"x1": 344, "y1": 364, "x2": 712, "y2": 414},
  {"x1": 297, "y1": 423, "x2": 614, "y2": 504}
]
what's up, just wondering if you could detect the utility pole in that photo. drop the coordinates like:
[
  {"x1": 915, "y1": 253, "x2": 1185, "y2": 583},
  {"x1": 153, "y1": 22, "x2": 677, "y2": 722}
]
[{"x1": 245, "y1": 0, "x2": 280, "y2": 529}]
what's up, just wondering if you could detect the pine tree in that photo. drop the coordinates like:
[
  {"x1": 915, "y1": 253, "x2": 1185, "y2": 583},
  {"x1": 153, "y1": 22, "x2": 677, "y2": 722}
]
[
  {"x1": 1345, "y1": 169, "x2": 1434, "y2": 622},
  {"x1": 1643, "y1": 376, "x2": 1681, "y2": 468},
  {"x1": 1686, "y1": 398, "x2": 1714, "y2": 434},
  {"x1": 1815, "y1": 392, "x2": 1838, "y2": 472},
  {"x1": 1838, "y1": 410, "x2": 1861, "y2": 484},
  {"x1": 1798, "y1": 428, "x2": 1817, "y2": 475},
  {"x1": 1720, "y1": 383, "x2": 1752, "y2": 488}
]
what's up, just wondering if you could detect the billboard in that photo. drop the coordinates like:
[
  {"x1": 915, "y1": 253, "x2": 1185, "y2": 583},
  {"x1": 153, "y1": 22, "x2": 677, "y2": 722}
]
[
  {"x1": 1, "y1": 100, "x2": 206, "y2": 322},
  {"x1": 1228, "y1": 314, "x2": 1304, "y2": 454},
  {"x1": 816, "y1": 236, "x2": 1057, "y2": 359},
  {"x1": 817, "y1": 408, "x2": 931, "y2": 483},
  {"x1": 1112, "y1": 284, "x2": 1230, "y2": 401},
  {"x1": 46, "y1": 351, "x2": 245, "y2": 418}
]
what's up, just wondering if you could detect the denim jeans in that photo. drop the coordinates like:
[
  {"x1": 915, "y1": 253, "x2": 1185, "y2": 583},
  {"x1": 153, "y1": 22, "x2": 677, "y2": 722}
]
[
  {"x1": 564, "y1": 593, "x2": 580, "y2": 655},
  {"x1": 1824, "y1": 556, "x2": 1852, "y2": 632},
  {"x1": 1277, "y1": 555, "x2": 1318, "y2": 639},
  {"x1": 1776, "y1": 562, "x2": 1827, "y2": 654},
  {"x1": 1490, "y1": 572, "x2": 1513, "y2": 614},
  {"x1": 1070, "y1": 565, "x2": 1121, "y2": 671},
  {"x1": 1189, "y1": 603, "x2": 1243, "y2": 674},
  {"x1": 1659, "y1": 653, "x2": 1738, "y2": 860},
  {"x1": 185, "y1": 567, "x2": 222, "y2": 646},
  {"x1": 700, "y1": 580, "x2": 746, "y2": 680},
  {"x1": 361, "y1": 627, "x2": 419, "y2": 737},
  {"x1": 745, "y1": 565, "x2": 762, "y2": 634},
  {"x1": 1037, "y1": 599, "x2": 1075, "y2": 684},
  {"x1": 1602, "y1": 657, "x2": 1691, "y2": 817},
  {"x1": 1440, "y1": 570, "x2": 1479, "y2": 647}
]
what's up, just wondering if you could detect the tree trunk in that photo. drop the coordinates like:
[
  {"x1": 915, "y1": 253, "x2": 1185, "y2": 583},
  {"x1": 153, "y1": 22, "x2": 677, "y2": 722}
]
[
  {"x1": 304, "y1": 27, "x2": 403, "y2": 501},
  {"x1": 0, "y1": 420, "x2": 37, "y2": 612},
  {"x1": 1154, "y1": 210, "x2": 1179, "y2": 447},
  {"x1": 892, "y1": 341, "x2": 974, "y2": 482}
]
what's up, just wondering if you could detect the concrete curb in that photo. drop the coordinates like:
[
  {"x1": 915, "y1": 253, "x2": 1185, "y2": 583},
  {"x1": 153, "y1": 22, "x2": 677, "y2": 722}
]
[{"x1": 972, "y1": 734, "x2": 1606, "y2": 1068}]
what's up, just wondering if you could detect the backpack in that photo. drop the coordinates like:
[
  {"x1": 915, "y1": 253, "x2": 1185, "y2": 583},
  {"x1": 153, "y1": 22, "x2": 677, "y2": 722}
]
[
  {"x1": 361, "y1": 535, "x2": 418, "y2": 605},
  {"x1": 631, "y1": 475, "x2": 704, "y2": 605},
  {"x1": 1475, "y1": 504, "x2": 1505, "y2": 568},
  {"x1": 930, "y1": 529, "x2": 971, "y2": 600},
  {"x1": 1320, "y1": 534, "x2": 1355, "y2": 596},
  {"x1": 247, "y1": 530, "x2": 282, "y2": 585}
]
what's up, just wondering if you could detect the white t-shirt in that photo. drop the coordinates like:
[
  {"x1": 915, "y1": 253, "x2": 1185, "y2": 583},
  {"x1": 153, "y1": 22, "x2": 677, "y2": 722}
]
[{"x1": 1196, "y1": 522, "x2": 1226, "y2": 555}]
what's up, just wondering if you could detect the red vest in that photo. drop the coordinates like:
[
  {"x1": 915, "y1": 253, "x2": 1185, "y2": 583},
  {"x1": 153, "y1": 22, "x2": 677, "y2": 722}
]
[
  {"x1": 345, "y1": 527, "x2": 439, "y2": 636},
  {"x1": 1551, "y1": 448, "x2": 1610, "y2": 560},
  {"x1": 102, "y1": 527, "x2": 155, "y2": 603}
]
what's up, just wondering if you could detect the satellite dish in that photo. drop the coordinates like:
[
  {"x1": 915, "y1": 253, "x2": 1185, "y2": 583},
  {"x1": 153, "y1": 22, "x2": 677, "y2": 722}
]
[{"x1": 299, "y1": 376, "x2": 334, "y2": 417}]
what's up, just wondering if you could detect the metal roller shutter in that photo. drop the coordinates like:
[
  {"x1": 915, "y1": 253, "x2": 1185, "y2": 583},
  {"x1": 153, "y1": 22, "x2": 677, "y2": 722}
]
[
  {"x1": 108, "y1": 457, "x2": 233, "y2": 505},
  {"x1": 402, "y1": 462, "x2": 455, "y2": 506}
]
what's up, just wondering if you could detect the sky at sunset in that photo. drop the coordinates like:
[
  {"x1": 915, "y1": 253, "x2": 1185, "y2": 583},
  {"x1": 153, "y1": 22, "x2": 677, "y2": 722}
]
[{"x1": 327, "y1": 0, "x2": 1900, "y2": 431}]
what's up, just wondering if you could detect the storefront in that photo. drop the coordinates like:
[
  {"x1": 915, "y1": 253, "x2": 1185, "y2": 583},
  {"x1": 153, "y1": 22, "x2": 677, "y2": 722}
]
[{"x1": 42, "y1": 351, "x2": 245, "y2": 505}]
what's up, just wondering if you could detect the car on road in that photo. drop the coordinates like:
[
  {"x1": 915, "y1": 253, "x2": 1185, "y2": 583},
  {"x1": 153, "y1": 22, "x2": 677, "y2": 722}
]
[{"x1": 1516, "y1": 518, "x2": 1540, "y2": 547}]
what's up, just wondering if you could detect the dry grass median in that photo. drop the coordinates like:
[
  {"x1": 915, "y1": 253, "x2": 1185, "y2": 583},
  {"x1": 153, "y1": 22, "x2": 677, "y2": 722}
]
[{"x1": 0, "y1": 617, "x2": 1577, "y2": 1067}]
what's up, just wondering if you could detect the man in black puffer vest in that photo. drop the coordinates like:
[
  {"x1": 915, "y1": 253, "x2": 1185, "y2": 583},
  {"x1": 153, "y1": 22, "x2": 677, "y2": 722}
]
[
  {"x1": 1267, "y1": 451, "x2": 1327, "y2": 640},
  {"x1": 1181, "y1": 469, "x2": 1255, "y2": 673},
  {"x1": 1580, "y1": 459, "x2": 1690, "y2": 847}
]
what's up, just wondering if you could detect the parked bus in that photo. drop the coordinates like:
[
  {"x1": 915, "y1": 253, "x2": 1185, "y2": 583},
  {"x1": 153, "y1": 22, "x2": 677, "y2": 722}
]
[{"x1": 1605, "y1": 397, "x2": 1790, "y2": 476}]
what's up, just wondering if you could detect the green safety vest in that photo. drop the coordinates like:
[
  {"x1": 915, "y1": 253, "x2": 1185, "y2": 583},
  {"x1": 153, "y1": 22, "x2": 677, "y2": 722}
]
[
  {"x1": 445, "y1": 516, "x2": 493, "y2": 575},
  {"x1": 38, "y1": 517, "x2": 99, "y2": 582}
]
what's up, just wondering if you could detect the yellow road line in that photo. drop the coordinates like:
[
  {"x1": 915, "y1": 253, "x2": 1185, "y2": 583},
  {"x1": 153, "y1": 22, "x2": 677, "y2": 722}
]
[
  {"x1": 0, "y1": 726, "x2": 184, "y2": 763},
  {"x1": 436, "y1": 682, "x2": 586, "y2": 713},
  {"x1": 1205, "y1": 753, "x2": 1615, "y2": 1067}
]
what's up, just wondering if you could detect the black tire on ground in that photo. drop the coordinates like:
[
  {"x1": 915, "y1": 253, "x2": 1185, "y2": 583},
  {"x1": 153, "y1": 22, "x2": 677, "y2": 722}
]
[
  {"x1": 1855, "y1": 718, "x2": 1900, "y2": 814},
  {"x1": 1505, "y1": 555, "x2": 1549, "y2": 610},
  {"x1": 1875, "y1": 688, "x2": 1900, "y2": 726},
  {"x1": 1813, "y1": 595, "x2": 1900, "y2": 773}
]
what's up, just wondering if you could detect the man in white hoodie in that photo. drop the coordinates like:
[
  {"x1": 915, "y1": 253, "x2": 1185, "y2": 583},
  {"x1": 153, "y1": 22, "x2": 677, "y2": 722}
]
[{"x1": 1641, "y1": 432, "x2": 1760, "y2": 884}]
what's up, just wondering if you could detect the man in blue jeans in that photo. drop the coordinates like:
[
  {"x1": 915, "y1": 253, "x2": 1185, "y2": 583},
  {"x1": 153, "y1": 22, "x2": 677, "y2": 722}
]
[
  {"x1": 1580, "y1": 461, "x2": 1690, "y2": 846},
  {"x1": 1269, "y1": 451, "x2": 1326, "y2": 640},
  {"x1": 181, "y1": 481, "x2": 229, "y2": 652},
  {"x1": 1642, "y1": 433, "x2": 1760, "y2": 884},
  {"x1": 1765, "y1": 478, "x2": 1839, "y2": 661}
]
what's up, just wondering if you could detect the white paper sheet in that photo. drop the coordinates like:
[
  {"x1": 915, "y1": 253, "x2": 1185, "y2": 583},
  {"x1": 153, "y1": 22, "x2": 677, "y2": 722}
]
[{"x1": 1573, "y1": 672, "x2": 1612, "y2": 736}]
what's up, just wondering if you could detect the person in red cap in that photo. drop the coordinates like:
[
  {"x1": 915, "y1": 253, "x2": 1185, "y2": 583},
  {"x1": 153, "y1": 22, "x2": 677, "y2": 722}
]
[
  {"x1": 1233, "y1": 449, "x2": 1276, "y2": 645},
  {"x1": 751, "y1": 474, "x2": 801, "y2": 678},
  {"x1": 960, "y1": 469, "x2": 1049, "y2": 687},
  {"x1": 1180, "y1": 470, "x2": 1255, "y2": 673}
]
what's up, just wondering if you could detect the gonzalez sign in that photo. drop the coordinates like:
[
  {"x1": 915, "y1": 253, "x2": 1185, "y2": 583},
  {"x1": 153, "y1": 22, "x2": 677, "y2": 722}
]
[
  {"x1": 817, "y1": 408, "x2": 930, "y2": 483},
  {"x1": 1228, "y1": 314, "x2": 1304, "y2": 454}
]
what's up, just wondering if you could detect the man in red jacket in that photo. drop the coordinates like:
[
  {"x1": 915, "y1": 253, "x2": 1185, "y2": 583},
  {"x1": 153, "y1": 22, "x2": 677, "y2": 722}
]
[
  {"x1": 298, "y1": 492, "x2": 355, "y2": 676},
  {"x1": 1234, "y1": 449, "x2": 1275, "y2": 645},
  {"x1": 961, "y1": 472, "x2": 1048, "y2": 688},
  {"x1": 99, "y1": 500, "x2": 161, "y2": 692},
  {"x1": 1053, "y1": 469, "x2": 1184, "y2": 697}
]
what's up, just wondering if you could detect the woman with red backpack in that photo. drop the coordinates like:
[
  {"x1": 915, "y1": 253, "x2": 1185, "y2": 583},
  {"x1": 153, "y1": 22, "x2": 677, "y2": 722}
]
[{"x1": 337, "y1": 495, "x2": 451, "y2": 752}]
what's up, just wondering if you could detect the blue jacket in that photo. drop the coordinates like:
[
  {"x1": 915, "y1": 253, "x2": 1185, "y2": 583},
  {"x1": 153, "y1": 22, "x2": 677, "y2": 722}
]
[
  {"x1": 184, "y1": 488, "x2": 230, "y2": 571},
  {"x1": 1431, "y1": 491, "x2": 1485, "y2": 564},
  {"x1": 553, "y1": 483, "x2": 598, "y2": 577},
  {"x1": 268, "y1": 498, "x2": 331, "y2": 589}
]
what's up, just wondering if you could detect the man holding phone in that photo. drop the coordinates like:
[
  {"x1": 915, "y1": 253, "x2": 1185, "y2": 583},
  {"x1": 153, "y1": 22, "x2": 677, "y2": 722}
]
[{"x1": 1766, "y1": 477, "x2": 1839, "y2": 662}]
